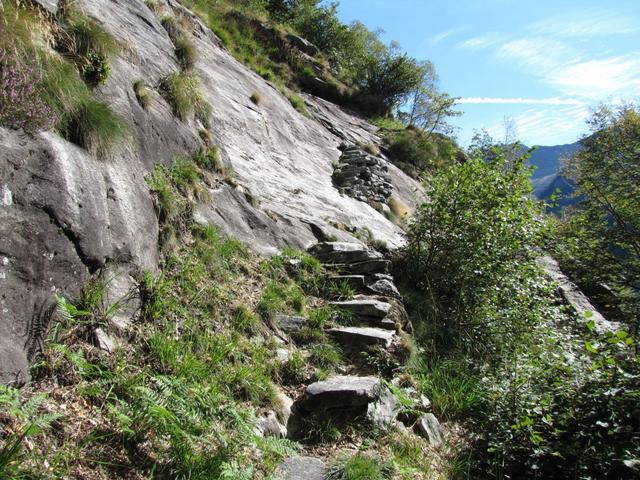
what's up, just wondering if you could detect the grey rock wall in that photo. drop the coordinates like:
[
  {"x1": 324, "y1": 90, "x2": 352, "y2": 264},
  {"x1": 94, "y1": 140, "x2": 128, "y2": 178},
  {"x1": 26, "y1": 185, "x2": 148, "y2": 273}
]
[{"x1": 0, "y1": 0, "x2": 424, "y2": 383}]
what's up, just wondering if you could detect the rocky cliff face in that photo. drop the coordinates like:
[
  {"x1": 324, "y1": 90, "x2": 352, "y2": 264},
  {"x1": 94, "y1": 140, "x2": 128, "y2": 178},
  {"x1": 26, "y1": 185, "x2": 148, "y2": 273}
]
[{"x1": 0, "y1": 0, "x2": 422, "y2": 383}]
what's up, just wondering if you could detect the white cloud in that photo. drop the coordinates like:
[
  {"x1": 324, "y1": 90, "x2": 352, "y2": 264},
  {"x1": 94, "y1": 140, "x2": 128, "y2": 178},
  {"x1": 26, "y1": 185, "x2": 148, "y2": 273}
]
[
  {"x1": 482, "y1": 105, "x2": 591, "y2": 145},
  {"x1": 457, "y1": 97, "x2": 584, "y2": 106},
  {"x1": 457, "y1": 33, "x2": 502, "y2": 49},
  {"x1": 430, "y1": 27, "x2": 464, "y2": 45},
  {"x1": 547, "y1": 56, "x2": 640, "y2": 97},
  {"x1": 529, "y1": 11, "x2": 638, "y2": 38},
  {"x1": 497, "y1": 37, "x2": 577, "y2": 70}
]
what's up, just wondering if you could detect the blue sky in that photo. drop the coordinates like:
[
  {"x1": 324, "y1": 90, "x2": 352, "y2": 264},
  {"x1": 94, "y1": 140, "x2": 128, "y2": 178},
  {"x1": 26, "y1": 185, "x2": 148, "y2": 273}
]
[{"x1": 336, "y1": 0, "x2": 640, "y2": 147}]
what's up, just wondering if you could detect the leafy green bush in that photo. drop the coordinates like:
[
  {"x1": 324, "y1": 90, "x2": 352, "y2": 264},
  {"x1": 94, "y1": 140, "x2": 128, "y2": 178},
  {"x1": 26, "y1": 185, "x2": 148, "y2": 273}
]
[
  {"x1": 63, "y1": 98, "x2": 130, "y2": 157},
  {"x1": 402, "y1": 151, "x2": 549, "y2": 353},
  {"x1": 57, "y1": 9, "x2": 120, "y2": 85},
  {"x1": 385, "y1": 127, "x2": 458, "y2": 178}
]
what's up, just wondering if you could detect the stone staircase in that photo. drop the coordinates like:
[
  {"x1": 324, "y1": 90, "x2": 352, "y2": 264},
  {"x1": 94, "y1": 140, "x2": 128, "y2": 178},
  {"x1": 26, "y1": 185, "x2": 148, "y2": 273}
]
[{"x1": 262, "y1": 242, "x2": 444, "y2": 478}]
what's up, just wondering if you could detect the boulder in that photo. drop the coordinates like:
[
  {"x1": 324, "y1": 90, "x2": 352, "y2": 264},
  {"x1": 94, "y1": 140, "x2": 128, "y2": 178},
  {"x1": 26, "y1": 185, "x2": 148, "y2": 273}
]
[
  {"x1": 0, "y1": 338, "x2": 30, "y2": 386},
  {"x1": 286, "y1": 34, "x2": 319, "y2": 56},
  {"x1": 274, "y1": 388, "x2": 294, "y2": 426},
  {"x1": 302, "y1": 375, "x2": 381, "y2": 411},
  {"x1": 537, "y1": 256, "x2": 620, "y2": 333},
  {"x1": 328, "y1": 327, "x2": 395, "y2": 349},
  {"x1": 276, "y1": 314, "x2": 308, "y2": 333},
  {"x1": 256, "y1": 411, "x2": 287, "y2": 438},
  {"x1": 367, "y1": 387, "x2": 401, "y2": 429},
  {"x1": 276, "y1": 456, "x2": 327, "y2": 480},
  {"x1": 415, "y1": 413, "x2": 444, "y2": 445},
  {"x1": 367, "y1": 279, "x2": 402, "y2": 300},
  {"x1": 94, "y1": 328, "x2": 117, "y2": 353},
  {"x1": 331, "y1": 299, "x2": 391, "y2": 318}
]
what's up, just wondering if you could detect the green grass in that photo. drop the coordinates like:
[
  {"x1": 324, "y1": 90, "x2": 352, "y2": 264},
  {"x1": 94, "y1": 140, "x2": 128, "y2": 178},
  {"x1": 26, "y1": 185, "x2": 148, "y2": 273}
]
[
  {"x1": 287, "y1": 93, "x2": 307, "y2": 113},
  {"x1": 327, "y1": 454, "x2": 393, "y2": 480},
  {"x1": 160, "y1": 71, "x2": 202, "y2": 120},
  {"x1": 63, "y1": 98, "x2": 130, "y2": 157},
  {"x1": 61, "y1": 11, "x2": 120, "y2": 58},
  {"x1": 411, "y1": 357, "x2": 485, "y2": 420},
  {"x1": 195, "y1": 100, "x2": 213, "y2": 128},
  {"x1": 308, "y1": 343, "x2": 344, "y2": 369},
  {"x1": 57, "y1": 9, "x2": 120, "y2": 86},
  {"x1": 258, "y1": 280, "x2": 305, "y2": 319}
]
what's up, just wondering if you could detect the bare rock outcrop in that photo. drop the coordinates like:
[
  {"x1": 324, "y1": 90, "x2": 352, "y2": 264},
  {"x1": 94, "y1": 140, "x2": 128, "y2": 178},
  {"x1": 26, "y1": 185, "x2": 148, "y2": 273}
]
[{"x1": 0, "y1": 0, "x2": 423, "y2": 382}]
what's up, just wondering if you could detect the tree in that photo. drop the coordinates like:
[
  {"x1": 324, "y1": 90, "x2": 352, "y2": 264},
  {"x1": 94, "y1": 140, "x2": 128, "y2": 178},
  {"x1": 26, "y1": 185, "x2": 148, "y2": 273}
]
[
  {"x1": 356, "y1": 42, "x2": 424, "y2": 114},
  {"x1": 556, "y1": 104, "x2": 640, "y2": 329}
]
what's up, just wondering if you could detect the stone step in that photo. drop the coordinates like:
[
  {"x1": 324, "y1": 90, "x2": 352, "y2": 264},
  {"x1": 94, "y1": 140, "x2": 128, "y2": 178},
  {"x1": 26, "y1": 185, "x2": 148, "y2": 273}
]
[
  {"x1": 336, "y1": 259, "x2": 391, "y2": 275},
  {"x1": 301, "y1": 375, "x2": 381, "y2": 411},
  {"x1": 275, "y1": 314, "x2": 308, "y2": 332},
  {"x1": 308, "y1": 242, "x2": 381, "y2": 264},
  {"x1": 330, "y1": 299, "x2": 391, "y2": 318},
  {"x1": 327, "y1": 275, "x2": 366, "y2": 290},
  {"x1": 276, "y1": 456, "x2": 327, "y2": 480},
  {"x1": 328, "y1": 326, "x2": 396, "y2": 349}
]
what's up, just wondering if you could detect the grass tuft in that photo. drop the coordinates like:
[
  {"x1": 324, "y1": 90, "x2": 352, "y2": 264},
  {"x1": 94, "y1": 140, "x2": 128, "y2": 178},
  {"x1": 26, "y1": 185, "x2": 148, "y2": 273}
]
[
  {"x1": 63, "y1": 98, "x2": 130, "y2": 157},
  {"x1": 250, "y1": 91, "x2": 263, "y2": 105},
  {"x1": 327, "y1": 454, "x2": 393, "y2": 480},
  {"x1": 133, "y1": 80, "x2": 151, "y2": 109},
  {"x1": 160, "y1": 71, "x2": 201, "y2": 120},
  {"x1": 174, "y1": 35, "x2": 198, "y2": 70},
  {"x1": 287, "y1": 93, "x2": 306, "y2": 113}
]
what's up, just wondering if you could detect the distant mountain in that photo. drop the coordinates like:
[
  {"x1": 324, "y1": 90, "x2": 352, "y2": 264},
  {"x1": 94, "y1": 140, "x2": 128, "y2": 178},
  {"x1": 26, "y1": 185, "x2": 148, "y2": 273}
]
[{"x1": 525, "y1": 140, "x2": 582, "y2": 210}]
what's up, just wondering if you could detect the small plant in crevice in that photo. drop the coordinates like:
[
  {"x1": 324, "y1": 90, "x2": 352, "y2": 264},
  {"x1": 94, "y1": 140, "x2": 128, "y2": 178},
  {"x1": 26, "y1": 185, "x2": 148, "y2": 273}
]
[
  {"x1": 250, "y1": 91, "x2": 262, "y2": 105},
  {"x1": 160, "y1": 15, "x2": 198, "y2": 71},
  {"x1": 55, "y1": 9, "x2": 120, "y2": 86},
  {"x1": 160, "y1": 71, "x2": 209, "y2": 121},
  {"x1": 287, "y1": 93, "x2": 306, "y2": 113},
  {"x1": 174, "y1": 35, "x2": 198, "y2": 70},
  {"x1": 133, "y1": 79, "x2": 151, "y2": 109},
  {"x1": 195, "y1": 99, "x2": 212, "y2": 128}
]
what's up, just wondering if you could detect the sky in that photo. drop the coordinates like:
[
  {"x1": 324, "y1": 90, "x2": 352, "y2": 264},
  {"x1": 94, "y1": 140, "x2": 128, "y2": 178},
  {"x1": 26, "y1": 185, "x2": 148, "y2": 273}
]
[{"x1": 335, "y1": 0, "x2": 640, "y2": 147}]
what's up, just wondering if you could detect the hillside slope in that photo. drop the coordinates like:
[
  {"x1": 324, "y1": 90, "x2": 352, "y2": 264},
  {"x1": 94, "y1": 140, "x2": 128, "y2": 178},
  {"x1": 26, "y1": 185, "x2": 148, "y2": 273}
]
[
  {"x1": 528, "y1": 140, "x2": 581, "y2": 199},
  {"x1": 0, "y1": 0, "x2": 422, "y2": 383}
]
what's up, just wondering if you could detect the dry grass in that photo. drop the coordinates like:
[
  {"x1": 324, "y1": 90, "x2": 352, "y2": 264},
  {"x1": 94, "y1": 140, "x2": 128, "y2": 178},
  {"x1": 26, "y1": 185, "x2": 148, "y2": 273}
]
[{"x1": 388, "y1": 196, "x2": 412, "y2": 219}]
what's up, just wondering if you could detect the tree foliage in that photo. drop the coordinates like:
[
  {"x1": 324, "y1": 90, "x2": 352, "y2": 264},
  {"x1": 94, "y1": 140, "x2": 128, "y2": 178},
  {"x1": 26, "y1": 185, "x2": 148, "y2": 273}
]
[
  {"x1": 556, "y1": 104, "x2": 640, "y2": 328},
  {"x1": 403, "y1": 61, "x2": 461, "y2": 136},
  {"x1": 402, "y1": 147, "x2": 549, "y2": 352}
]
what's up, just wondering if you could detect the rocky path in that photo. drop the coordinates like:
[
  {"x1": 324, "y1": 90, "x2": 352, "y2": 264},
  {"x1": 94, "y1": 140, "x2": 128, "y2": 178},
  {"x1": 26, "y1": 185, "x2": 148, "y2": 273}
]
[{"x1": 256, "y1": 242, "x2": 444, "y2": 479}]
